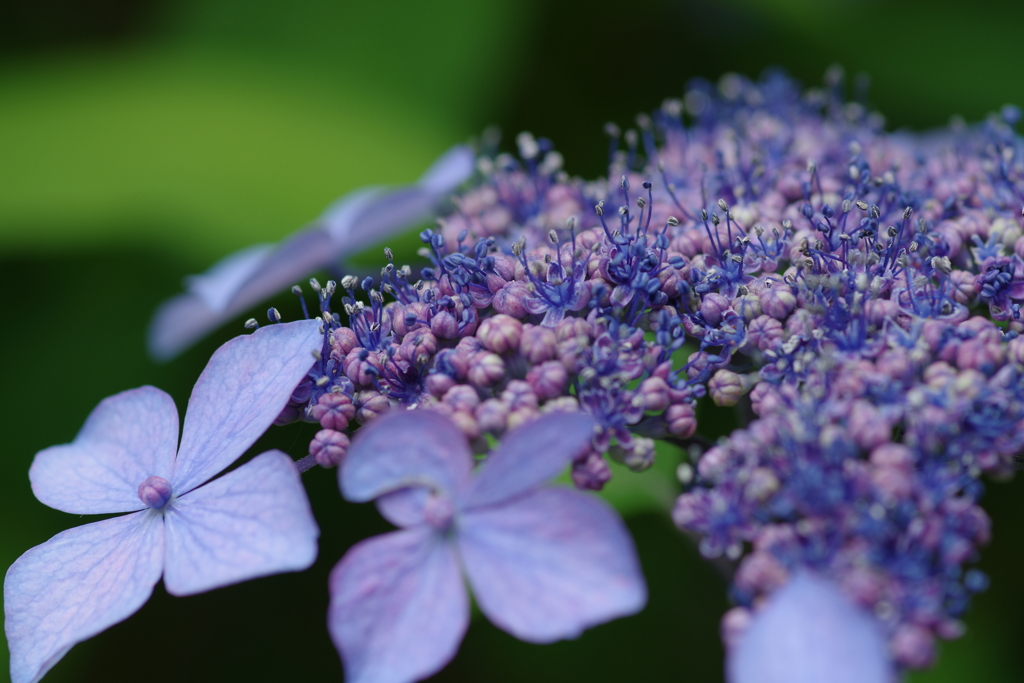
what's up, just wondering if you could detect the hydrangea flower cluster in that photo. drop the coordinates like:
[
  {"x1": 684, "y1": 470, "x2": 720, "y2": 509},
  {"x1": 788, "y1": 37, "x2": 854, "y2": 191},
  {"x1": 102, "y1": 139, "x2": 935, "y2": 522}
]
[
  {"x1": 268, "y1": 70, "x2": 1023, "y2": 676},
  {"x1": 8, "y1": 68, "x2": 1024, "y2": 683}
]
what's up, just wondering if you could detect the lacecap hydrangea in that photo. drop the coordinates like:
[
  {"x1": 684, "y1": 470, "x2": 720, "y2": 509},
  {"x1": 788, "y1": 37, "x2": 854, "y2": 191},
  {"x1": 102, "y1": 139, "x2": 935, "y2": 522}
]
[{"x1": 8, "y1": 68, "x2": 1024, "y2": 682}]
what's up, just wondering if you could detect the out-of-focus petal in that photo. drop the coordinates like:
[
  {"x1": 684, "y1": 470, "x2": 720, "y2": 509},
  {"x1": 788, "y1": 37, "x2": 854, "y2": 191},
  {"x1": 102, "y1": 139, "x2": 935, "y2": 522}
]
[
  {"x1": 147, "y1": 145, "x2": 474, "y2": 362},
  {"x1": 184, "y1": 243, "x2": 276, "y2": 313},
  {"x1": 461, "y1": 412, "x2": 594, "y2": 510},
  {"x1": 726, "y1": 571, "x2": 892, "y2": 683},
  {"x1": 328, "y1": 527, "x2": 468, "y2": 683},
  {"x1": 376, "y1": 487, "x2": 431, "y2": 528},
  {"x1": 417, "y1": 144, "x2": 476, "y2": 195},
  {"x1": 172, "y1": 319, "x2": 322, "y2": 494},
  {"x1": 162, "y1": 450, "x2": 318, "y2": 596},
  {"x1": 458, "y1": 486, "x2": 646, "y2": 643},
  {"x1": 4, "y1": 512, "x2": 164, "y2": 683},
  {"x1": 341, "y1": 410, "x2": 473, "y2": 503},
  {"x1": 29, "y1": 387, "x2": 178, "y2": 514}
]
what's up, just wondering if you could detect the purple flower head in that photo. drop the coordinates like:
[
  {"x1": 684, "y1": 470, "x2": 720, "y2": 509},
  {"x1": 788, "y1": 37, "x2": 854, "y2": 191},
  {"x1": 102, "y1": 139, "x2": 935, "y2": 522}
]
[
  {"x1": 726, "y1": 572, "x2": 892, "y2": 683},
  {"x1": 328, "y1": 409, "x2": 647, "y2": 683},
  {"x1": 147, "y1": 146, "x2": 475, "y2": 360},
  {"x1": 4, "y1": 320, "x2": 323, "y2": 683}
]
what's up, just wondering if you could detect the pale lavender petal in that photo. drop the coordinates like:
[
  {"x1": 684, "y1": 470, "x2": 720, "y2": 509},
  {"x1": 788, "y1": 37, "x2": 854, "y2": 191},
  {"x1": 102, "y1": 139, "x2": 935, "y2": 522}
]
[
  {"x1": 147, "y1": 293, "x2": 233, "y2": 362},
  {"x1": 4, "y1": 512, "x2": 164, "y2": 683},
  {"x1": 462, "y1": 412, "x2": 594, "y2": 510},
  {"x1": 162, "y1": 450, "x2": 319, "y2": 596},
  {"x1": 328, "y1": 527, "x2": 468, "y2": 683},
  {"x1": 416, "y1": 144, "x2": 475, "y2": 195},
  {"x1": 341, "y1": 410, "x2": 473, "y2": 503},
  {"x1": 726, "y1": 571, "x2": 892, "y2": 683},
  {"x1": 29, "y1": 386, "x2": 178, "y2": 514},
  {"x1": 457, "y1": 487, "x2": 646, "y2": 643},
  {"x1": 172, "y1": 319, "x2": 322, "y2": 493},
  {"x1": 147, "y1": 146, "x2": 474, "y2": 362},
  {"x1": 184, "y1": 243, "x2": 276, "y2": 312},
  {"x1": 376, "y1": 487, "x2": 430, "y2": 528},
  {"x1": 147, "y1": 228, "x2": 333, "y2": 362}
]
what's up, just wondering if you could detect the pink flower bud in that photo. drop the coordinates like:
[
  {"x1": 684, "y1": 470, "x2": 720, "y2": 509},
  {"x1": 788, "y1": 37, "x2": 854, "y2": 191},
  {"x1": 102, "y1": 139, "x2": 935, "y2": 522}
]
[
  {"x1": 310, "y1": 429, "x2": 350, "y2": 468},
  {"x1": 468, "y1": 352, "x2": 505, "y2": 387},
  {"x1": 309, "y1": 392, "x2": 356, "y2": 431},
  {"x1": 476, "y1": 314, "x2": 523, "y2": 354}
]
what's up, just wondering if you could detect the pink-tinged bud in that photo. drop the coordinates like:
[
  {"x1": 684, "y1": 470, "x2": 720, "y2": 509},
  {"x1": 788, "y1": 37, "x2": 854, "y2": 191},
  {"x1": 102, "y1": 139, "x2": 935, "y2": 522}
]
[
  {"x1": 501, "y1": 379, "x2": 539, "y2": 410},
  {"x1": 475, "y1": 398, "x2": 508, "y2": 434},
  {"x1": 872, "y1": 465, "x2": 914, "y2": 501},
  {"x1": 397, "y1": 329, "x2": 438, "y2": 365},
  {"x1": 1009, "y1": 336, "x2": 1024, "y2": 365},
  {"x1": 449, "y1": 410, "x2": 481, "y2": 440},
  {"x1": 752, "y1": 387, "x2": 784, "y2": 421},
  {"x1": 392, "y1": 301, "x2": 430, "y2": 338},
  {"x1": 848, "y1": 400, "x2": 890, "y2": 450},
  {"x1": 709, "y1": 369, "x2": 746, "y2": 406},
  {"x1": 700, "y1": 292, "x2": 731, "y2": 327},
  {"x1": 526, "y1": 360, "x2": 567, "y2": 400},
  {"x1": 329, "y1": 327, "x2": 358, "y2": 361},
  {"x1": 310, "y1": 429, "x2": 350, "y2": 468},
  {"x1": 443, "y1": 385, "x2": 480, "y2": 412},
  {"x1": 743, "y1": 467, "x2": 780, "y2": 502},
  {"x1": 555, "y1": 317, "x2": 592, "y2": 342},
  {"x1": 309, "y1": 392, "x2": 356, "y2": 431},
  {"x1": 666, "y1": 403, "x2": 697, "y2": 438},
  {"x1": 875, "y1": 348, "x2": 912, "y2": 380},
  {"x1": 747, "y1": 315, "x2": 784, "y2": 352},
  {"x1": 489, "y1": 253, "x2": 517, "y2": 284},
  {"x1": 891, "y1": 624, "x2": 936, "y2": 670},
  {"x1": 864, "y1": 298, "x2": 899, "y2": 326},
  {"x1": 355, "y1": 391, "x2": 391, "y2": 424},
  {"x1": 571, "y1": 452, "x2": 611, "y2": 490},
  {"x1": 638, "y1": 376, "x2": 671, "y2": 412},
  {"x1": 492, "y1": 281, "x2": 530, "y2": 318},
  {"x1": 476, "y1": 314, "x2": 523, "y2": 354},
  {"x1": 430, "y1": 310, "x2": 460, "y2": 340},
  {"x1": 956, "y1": 337, "x2": 1006, "y2": 374},
  {"x1": 720, "y1": 608, "x2": 753, "y2": 651},
  {"x1": 621, "y1": 437, "x2": 656, "y2": 472},
  {"x1": 948, "y1": 269, "x2": 979, "y2": 305},
  {"x1": 137, "y1": 475, "x2": 173, "y2": 509},
  {"x1": 733, "y1": 551, "x2": 788, "y2": 593},
  {"x1": 425, "y1": 372, "x2": 456, "y2": 397},
  {"x1": 870, "y1": 443, "x2": 913, "y2": 470},
  {"x1": 697, "y1": 446, "x2": 730, "y2": 483},
  {"x1": 923, "y1": 361, "x2": 956, "y2": 386},
  {"x1": 468, "y1": 352, "x2": 505, "y2": 387},
  {"x1": 520, "y1": 324, "x2": 558, "y2": 363},
  {"x1": 506, "y1": 406, "x2": 539, "y2": 431},
  {"x1": 759, "y1": 286, "x2": 796, "y2": 319},
  {"x1": 344, "y1": 348, "x2": 382, "y2": 386}
]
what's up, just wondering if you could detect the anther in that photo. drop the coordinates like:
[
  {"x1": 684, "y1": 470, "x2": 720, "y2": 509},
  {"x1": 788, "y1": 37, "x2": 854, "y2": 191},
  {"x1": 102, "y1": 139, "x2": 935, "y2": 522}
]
[
  {"x1": 244, "y1": 318, "x2": 259, "y2": 329},
  {"x1": 667, "y1": 216, "x2": 680, "y2": 227},
  {"x1": 267, "y1": 307, "x2": 282, "y2": 323},
  {"x1": 384, "y1": 247, "x2": 394, "y2": 261}
]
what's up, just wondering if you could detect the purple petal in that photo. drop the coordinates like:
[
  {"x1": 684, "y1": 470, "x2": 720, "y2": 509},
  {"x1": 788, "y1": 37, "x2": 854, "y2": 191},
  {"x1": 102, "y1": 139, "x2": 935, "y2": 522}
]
[
  {"x1": 171, "y1": 319, "x2": 322, "y2": 494},
  {"x1": 29, "y1": 386, "x2": 178, "y2": 514},
  {"x1": 328, "y1": 527, "x2": 468, "y2": 683},
  {"x1": 341, "y1": 410, "x2": 473, "y2": 503},
  {"x1": 162, "y1": 450, "x2": 319, "y2": 596},
  {"x1": 726, "y1": 572, "x2": 892, "y2": 683},
  {"x1": 462, "y1": 412, "x2": 594, "y2": 510},
  {"x1": 457, "y1": 487, "x2": 646, "y2": 643},
  {"x1": 184, "y1": 242, "x2": 276, "y2": 313},
  {"x1": 376, "y1": 487, "x2": 431, "y2": 527},
  {"x1": 4, "y1": 513, "x2": 164, "y2": 683},
  {"x1": 147, "y1": 146, "x2": 474, "y2": 362}
]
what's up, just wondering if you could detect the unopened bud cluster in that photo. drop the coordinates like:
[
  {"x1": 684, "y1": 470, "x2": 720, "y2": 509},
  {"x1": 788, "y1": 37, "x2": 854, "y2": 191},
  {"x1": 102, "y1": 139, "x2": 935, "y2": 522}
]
[{"x1": 274, "y1": 71, "x2": 1024, "y2": 673}]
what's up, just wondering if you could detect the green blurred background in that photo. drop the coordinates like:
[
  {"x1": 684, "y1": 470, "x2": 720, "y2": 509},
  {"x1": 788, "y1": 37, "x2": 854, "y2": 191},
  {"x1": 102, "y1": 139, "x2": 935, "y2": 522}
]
[{"x1": 2, "y1": 0, "x2": 1024, "y2": 680}]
